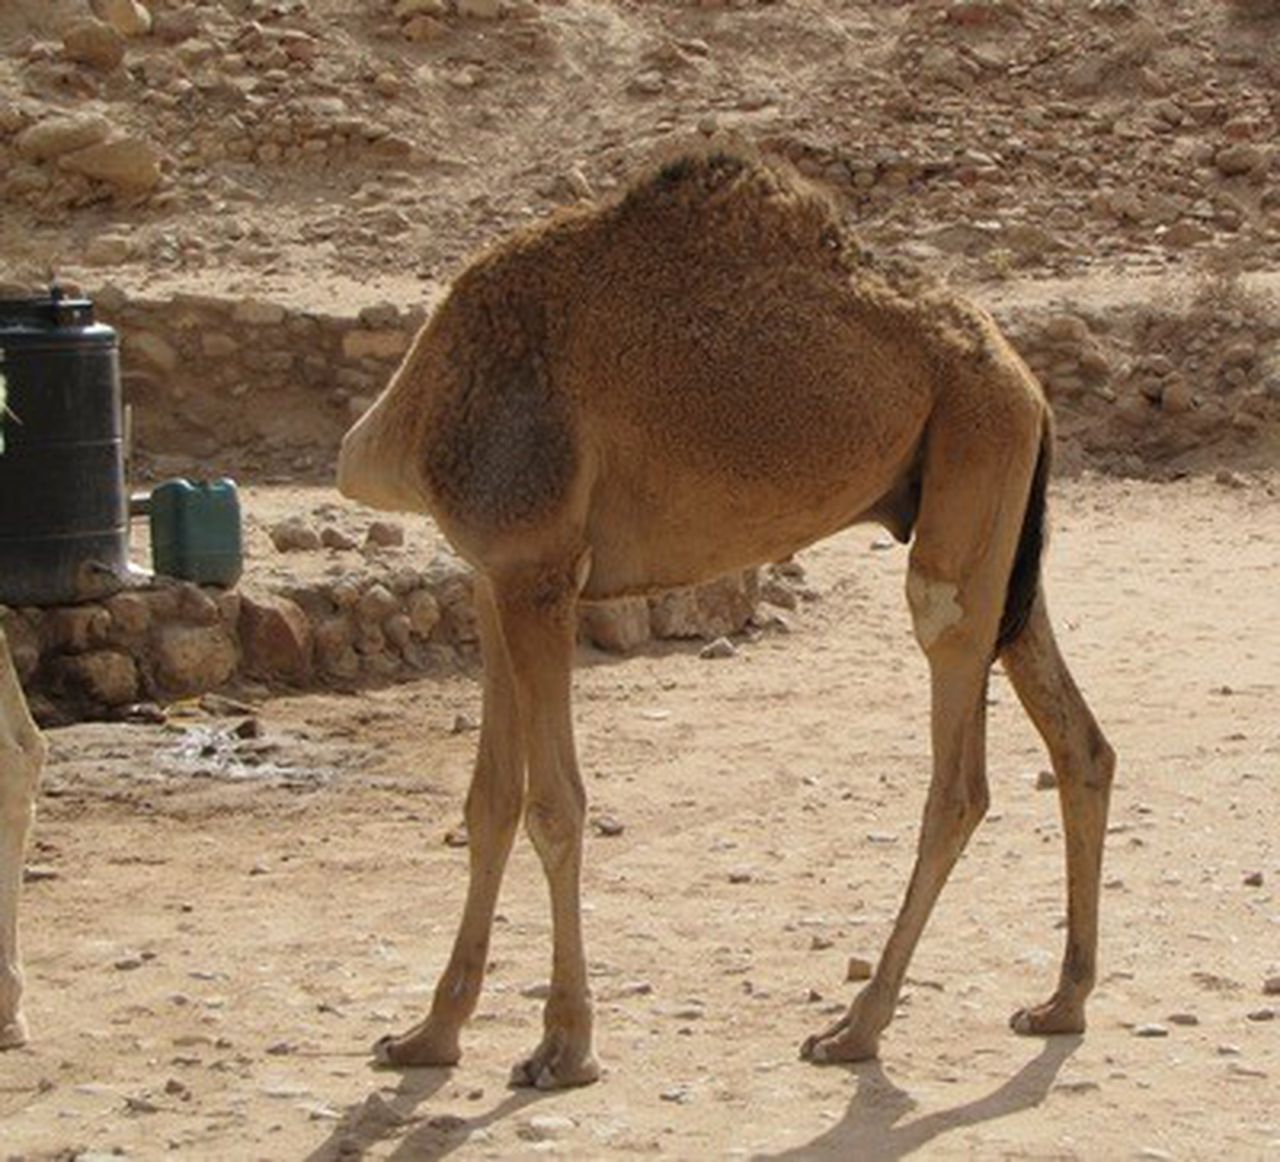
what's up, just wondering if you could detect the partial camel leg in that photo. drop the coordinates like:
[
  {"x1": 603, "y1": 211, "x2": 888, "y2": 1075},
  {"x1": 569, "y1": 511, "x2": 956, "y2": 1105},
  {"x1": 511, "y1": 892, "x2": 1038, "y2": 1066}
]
[
  {"x1": 1002, "y1": 594, "x2": 1115, "y2": 1035},
  {"x1": 802, "y1": 408, "x2": 1038, "y2": 1065},
  {"x1": 1, "y1": 631, "x2": 45, "y2": 1050},
  {"x1": 375, "y1": 579, "x2": 525, "y2": 1067},
  {"x1": 493, "y1": 559, "x2": 600, "y2": 1090}
]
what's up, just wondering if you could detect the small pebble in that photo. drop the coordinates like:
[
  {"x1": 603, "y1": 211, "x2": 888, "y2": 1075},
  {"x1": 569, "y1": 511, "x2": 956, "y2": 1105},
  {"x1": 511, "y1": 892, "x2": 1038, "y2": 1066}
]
[
  {"x1": 520, "y1": 982, "x2": 551, "y2": 1000},
  {"x1": 700, "y1": 637, "x2": 737, "y2": 660},
  {"x1": 1035, "y1": 769, "x2": 1058, "y2": 791},
  {"x1": 1167, "y1": 1012, "x2": 1199, "y2": 1026},
  {"x1": 592, "y1": 815, "x2": 625, "y2": 837},
  {"x1": 23, "y1": 864, "x2": 59, "y2": 882},
  {"x1": 1243, "y1": 870, "x2": 1264, "y2": 887},
  {"x1": 518, "y1": 1114, "x2": 576, "y2": 1141},
  {"x1": 810, "y1": 934, "x2": 834, "y2": 951},
  {"x1": 728, "y1": 868, "x2": 754, "y2": 884},
  {"x1": 249, "y1": 862, "x2": 270, "y2": 876},
  {"x1": 659, "y1": 1085, "x2": 690, "y2": 1103},
  {"x1": 114, "y1": 956, "x2": 144, "y2": 971},
  {"x1": 1133, "y1": 1023, "x2": 1169, "y2": 1038},
  {"x1": 846, "y1": 956, "x2": 874, "y2": 982},
  {"x1": 1245, "y1": 1007, "x2": 1276, "y2": 1022},
  {"x1": 451, "y1": 713, "x2": 478, "y2": 734},
  {"x1": 1263, "y1": 975, "x2": 1280, "y2": 996}
]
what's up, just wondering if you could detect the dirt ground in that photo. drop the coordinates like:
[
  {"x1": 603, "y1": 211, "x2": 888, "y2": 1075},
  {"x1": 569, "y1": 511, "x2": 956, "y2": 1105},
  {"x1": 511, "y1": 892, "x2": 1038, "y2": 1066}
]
[{"x1": 3, "y1": 473, "x2": 1278, "y2": 1160}]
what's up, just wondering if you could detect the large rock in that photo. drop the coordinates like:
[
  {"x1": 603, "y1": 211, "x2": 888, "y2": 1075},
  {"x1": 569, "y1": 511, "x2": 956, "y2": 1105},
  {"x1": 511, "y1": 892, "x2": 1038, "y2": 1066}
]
[
  {"x1": 16, "y1": 113, "x2": 111, "y2": 161},
  {"x1": 53, "y1": 651, "x2": 139, "y2": 706},
  {"x1": 649, "y1": 571, "x2": 758, "y2": 641},
  {"x1": 59, "y1": 136, "x2": 163, "y2": 193},
  {"x1": 239, "y1": 594, "x2": 313, "y2": 683},
  {"x1": 92, "y1": 0, "x2": 153, "y2": 37},
  {"x1": 63, "y1": 18, "x2": 127, "y2": 70},
  {"x1": 154, "y1": 624, "x2": 238, "y2": 695},
  {"x1": 580, "y1": 599, "x2": 652, "y2": 653}
]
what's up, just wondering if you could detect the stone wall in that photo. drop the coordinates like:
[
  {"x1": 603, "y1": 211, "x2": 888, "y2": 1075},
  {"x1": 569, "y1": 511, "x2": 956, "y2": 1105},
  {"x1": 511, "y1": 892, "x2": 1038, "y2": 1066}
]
[
  {"x1": 81, "y1": 279, "x2": 1280, "y2": 487},
  {"x1": 0, "y1": 560, "x2": 763, "y2": 725},
  {"x1": 90, "y1": 284, "x2": 424, "y2": 483}
]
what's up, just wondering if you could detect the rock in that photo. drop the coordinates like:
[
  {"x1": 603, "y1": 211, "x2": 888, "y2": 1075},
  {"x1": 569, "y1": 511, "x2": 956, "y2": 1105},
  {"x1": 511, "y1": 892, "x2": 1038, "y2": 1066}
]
[
  {"x1": 320, "y1": 526, "x2": 357, "y2": 551},
  {"x1": 395, "y1": 0, "x2": 447, "y2": 14},
  {"x1": 402, "y1": 15, "x2": 445, "y2": 42},
  {"x1": 651, "y1": 571, "x2": 758, "y2": 640},
  {"x1": 700, "y1": 636, "x2": 738, "y2": 660},
  {"x1": 406, "y1": 590, "x2": 441, "y2": 637},
  {"x1": 1035, "y1": 769, "x2": 1058, "y2": 790},
  {"x1": 592, "y1": 815, "x2": 625, "y2": 837},
  {"x1": 53, "y1": 651, "x2": 139, "y2": 706},
  {"x1": 357, "y1": 583, "x2": 398, "y2": 625},
  {"x1": 1160, "y1": 379, "x2": 1195, "y2": 414},
  {"x1": 60, "y1": 136, "x2": 163, "y2": 193},
  {"x1": 269, "y1": 518, "x2": 321, "y2": 552},
  {"x1": 84, "y1": 234, "x2": 132, "y2": 266},
  {"x1": 1243, "y1": 870, "x2": 1264, "y2": 886},
  {"x1": 364, "y1": 521, "x2": 404, "y2": 548},
  {"x1": 1161, "y1": 221, "x2": 1211, "y2": 248},
  {"x1": 1264, "y1": 975, "x2": 1280, "y2": 996},
  {"x1": 341, "y1": 329, "x2": 409, "y2": 360},
  {"x1": 153, "y1": 6, "x2": 200, "y2": 43},
  {"x1": 846, "y1": 957, "x2": 874, "y2": 982},
  {"x1": 154, "y1": 624, "x2": 237, "y2": 695},
  {"x1": 518, "y1": 1115, "x2": 576, "y2": 1142},
  {"x1": 231, "y1": 299, "x2": 286, "y2": 326},
  {"x1": 1133, "y1": 1023, "x2": 1169, "y2": 1037},
  {"x1": 1214, "y1": 144, "x2": 1263, "y2": 176},
  {"x1": 580, "y1": 599, "x2": 651, "y2": 653},
  {"x1": 1167, "y1": 1012, "x2": 1199, "y2": 1026},
  {"x1": 1246, "y1": 1007, "x2": 1276, "y2": 1022},
  {"x1": 92, "y1": 0, "x2": 152, "y2": 37},
  {"x1": 63, "y1": 19, "x2": 126, "y2": 70},
  {"x1": 239, "y1": 595, "x2": 313, "y2": 682},
  {"x1": 16, "y1": 113, "x2": 111, "y2": 161},
  {"x1": 128, "y1": 331, "x2": 178, "y2": 372}
]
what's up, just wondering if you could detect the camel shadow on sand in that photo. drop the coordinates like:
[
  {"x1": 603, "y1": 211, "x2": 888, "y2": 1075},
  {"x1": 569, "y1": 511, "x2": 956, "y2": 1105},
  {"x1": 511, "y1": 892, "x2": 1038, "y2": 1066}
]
[{"x1": 755, "y1": 1036, "x2": 1081, "y2": 1162}]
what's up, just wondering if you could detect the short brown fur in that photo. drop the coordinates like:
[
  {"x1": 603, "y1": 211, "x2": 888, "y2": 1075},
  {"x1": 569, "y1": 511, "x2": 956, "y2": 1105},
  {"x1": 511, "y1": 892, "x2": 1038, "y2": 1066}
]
[{"x1": 338, "y1": 150, "x2": 1114, "y2": 1087}]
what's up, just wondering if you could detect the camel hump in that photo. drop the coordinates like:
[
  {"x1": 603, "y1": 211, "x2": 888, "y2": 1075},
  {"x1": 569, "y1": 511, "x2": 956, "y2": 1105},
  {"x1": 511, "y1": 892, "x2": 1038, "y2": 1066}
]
[{"x1": 611, "y1": 148, "x2": 850, "y2": 266}]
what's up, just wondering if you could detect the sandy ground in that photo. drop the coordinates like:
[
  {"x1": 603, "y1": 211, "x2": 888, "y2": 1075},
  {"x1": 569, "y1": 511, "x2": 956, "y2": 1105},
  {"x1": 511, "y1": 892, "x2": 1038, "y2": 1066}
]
[{"x1": 2, "y1": 474, "x2": 1278, "y2": 1160}]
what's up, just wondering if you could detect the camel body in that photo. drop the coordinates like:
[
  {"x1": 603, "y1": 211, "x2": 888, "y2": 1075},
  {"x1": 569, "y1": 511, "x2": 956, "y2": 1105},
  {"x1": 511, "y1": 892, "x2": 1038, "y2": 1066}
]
[{"x1": 339, "y1": 151, "x2": 1114, "y2": 1087}]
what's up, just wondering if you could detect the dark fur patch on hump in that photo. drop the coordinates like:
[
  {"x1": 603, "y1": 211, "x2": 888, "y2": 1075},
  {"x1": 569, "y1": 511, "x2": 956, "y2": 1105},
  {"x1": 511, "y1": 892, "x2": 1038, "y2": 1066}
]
[{"x1": 421, "y1": 296, "x2": 577, "y2": 531}]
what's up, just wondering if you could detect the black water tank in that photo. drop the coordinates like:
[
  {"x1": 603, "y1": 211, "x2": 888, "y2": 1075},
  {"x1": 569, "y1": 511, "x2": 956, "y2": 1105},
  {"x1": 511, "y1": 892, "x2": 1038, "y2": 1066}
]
[{"x1": 0, "y1": 289, "x2": 128, "y2": 605}]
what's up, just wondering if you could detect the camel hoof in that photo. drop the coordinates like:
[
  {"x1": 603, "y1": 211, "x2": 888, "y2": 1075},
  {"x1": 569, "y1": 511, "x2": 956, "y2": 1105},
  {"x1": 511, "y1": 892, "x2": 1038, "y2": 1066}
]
[
  {"x1": 800, "y1": 1028, "x2": 879, "y2": 1065},
  {"x1": 371, "y1": 1029, "x2": 460, "y2": 1068},
  {"x1": 1010, "y1": 1002, "x2": 1085, "y2": 1037},
  {"x1": 0, "y1": 1016, "x2": 29, "y2": 1051},
  {"x1": 509, "y1": 1046, "x2": 600, "y2": 1090}
]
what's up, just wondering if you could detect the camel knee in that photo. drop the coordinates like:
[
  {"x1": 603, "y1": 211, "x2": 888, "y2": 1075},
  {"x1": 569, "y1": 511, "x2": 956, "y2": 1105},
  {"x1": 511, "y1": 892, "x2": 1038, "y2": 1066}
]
[
  {"x1": 1087, "y1": 728, "x2": 1116, "y2": 792},
  {"x1": 525, "y1": 792, "x2": 584, "y2": 868}
]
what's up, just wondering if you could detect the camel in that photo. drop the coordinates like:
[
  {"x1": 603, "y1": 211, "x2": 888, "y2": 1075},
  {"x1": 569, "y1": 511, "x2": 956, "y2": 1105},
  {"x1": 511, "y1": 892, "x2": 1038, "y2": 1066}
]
[
  {"x1": 0, "y1": 630, "x2": 45, "y2": 1050},
  {"x1": 337, "y1": 149, "x2": 1115, "y2": 1089},
  {"x1": 1, "y1": 362, "x2": 49, "y2": 1051}
]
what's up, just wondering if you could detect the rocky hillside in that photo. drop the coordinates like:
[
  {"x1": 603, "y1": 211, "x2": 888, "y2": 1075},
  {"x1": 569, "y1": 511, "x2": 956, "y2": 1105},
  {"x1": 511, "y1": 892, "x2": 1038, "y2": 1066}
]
[{"x1": 1, "y1": 0, "x2": 1278, "y2": 477}]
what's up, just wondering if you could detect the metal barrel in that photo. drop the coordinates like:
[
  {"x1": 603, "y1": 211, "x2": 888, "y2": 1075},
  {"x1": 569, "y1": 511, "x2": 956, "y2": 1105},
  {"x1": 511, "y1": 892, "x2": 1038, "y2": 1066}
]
[{"x1": 0, "y1": 289, "x2": 128, "y2": 605}]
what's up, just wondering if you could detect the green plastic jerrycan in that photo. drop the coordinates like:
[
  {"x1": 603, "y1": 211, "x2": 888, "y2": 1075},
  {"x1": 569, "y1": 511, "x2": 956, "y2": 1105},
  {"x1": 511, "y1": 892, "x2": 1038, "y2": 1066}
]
[{"x1": 149, "y1": 478, "x2": 243, "y2": 587}]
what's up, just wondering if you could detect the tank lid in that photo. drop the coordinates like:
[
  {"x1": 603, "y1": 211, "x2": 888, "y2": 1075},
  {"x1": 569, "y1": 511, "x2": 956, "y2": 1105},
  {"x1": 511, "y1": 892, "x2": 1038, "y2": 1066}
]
[{"x1": 0, "y1": 286, "x2": 96, "y2": 330}]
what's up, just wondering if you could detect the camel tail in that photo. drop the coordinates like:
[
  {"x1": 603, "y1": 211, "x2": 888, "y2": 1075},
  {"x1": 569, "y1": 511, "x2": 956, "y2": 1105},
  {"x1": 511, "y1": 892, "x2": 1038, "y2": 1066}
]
[{"x1": 996, "y1": 416, "x2": 1052, "y2": 654}]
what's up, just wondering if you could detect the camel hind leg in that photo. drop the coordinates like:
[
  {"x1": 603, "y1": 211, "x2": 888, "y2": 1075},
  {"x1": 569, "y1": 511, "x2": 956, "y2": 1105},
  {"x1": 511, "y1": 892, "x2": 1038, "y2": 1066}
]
[
  {"x1": 803, "y1": 392, "x2": 1043, "y2": 1064},
  {"x1": 1002, "y1": 593, "x2": 1114, "y2": 1035},
  {"x1": 375, "y1": 578, "x2": 525, "y2": 1067},
  {"x1": 1, "y1": 630, "x2": 45, "y2": 1049},
  {"x1": 491, "y1": 554, "x2": 599, "y2": 1090}
]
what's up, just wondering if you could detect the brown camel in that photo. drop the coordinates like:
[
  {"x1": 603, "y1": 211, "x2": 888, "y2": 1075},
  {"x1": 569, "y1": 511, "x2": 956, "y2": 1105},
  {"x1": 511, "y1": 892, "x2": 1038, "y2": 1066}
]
[{"x1": 337, "y1": 150, "x2": 1115, "y2": 1089}]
